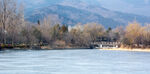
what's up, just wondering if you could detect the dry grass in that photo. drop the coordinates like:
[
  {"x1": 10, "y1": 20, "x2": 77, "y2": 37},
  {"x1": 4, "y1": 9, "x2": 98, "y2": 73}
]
[{"x1": 101, "y1": 48, "x2": 150, "y2": 52}]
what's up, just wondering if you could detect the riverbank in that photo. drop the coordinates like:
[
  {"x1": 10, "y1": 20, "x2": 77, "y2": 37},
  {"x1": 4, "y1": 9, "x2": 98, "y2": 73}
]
[
  {"x1": 0, "y1": 44, "x2": 90, "y2": 50},
  {"x1": 101, "y1": 48, "x2": 150, "y2": 52}
]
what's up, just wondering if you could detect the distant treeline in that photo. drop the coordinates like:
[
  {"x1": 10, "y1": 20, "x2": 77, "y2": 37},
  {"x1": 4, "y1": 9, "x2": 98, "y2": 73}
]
[{"x1": 0, "y1": 0, "x2": 150, "y2": 48}]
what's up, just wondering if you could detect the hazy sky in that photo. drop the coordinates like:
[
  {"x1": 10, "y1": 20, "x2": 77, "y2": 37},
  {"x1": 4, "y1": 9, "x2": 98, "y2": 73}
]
[{"x1": 98, "y1": 0, "x2": 150, "y2": 16}]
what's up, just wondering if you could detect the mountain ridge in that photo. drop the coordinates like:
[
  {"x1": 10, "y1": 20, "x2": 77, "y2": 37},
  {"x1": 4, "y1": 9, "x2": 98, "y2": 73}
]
[
  {"x1": 26, "y1": 4, "x2": 125, "y2": 28},
  {"x1": 25, "y1": 4, "x2": 150, "y2": 28}
]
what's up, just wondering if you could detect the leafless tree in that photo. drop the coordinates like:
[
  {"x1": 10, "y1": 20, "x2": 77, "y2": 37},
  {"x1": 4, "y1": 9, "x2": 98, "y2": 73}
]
[{"x1": 0, "y1": 0, "x2": 24, "y2": 44}]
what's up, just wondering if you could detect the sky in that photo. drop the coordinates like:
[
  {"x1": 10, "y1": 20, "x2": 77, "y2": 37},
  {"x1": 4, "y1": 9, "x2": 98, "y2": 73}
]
[{"x1": 98, "y1": 0, "x2": 150, "y2": 16}]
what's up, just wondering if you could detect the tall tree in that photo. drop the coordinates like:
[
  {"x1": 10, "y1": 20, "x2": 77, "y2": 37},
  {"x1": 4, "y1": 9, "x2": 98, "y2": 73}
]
[
  {"x1": 125, "y1": 21, "x2": 144, "y2": 47},
  {"x1": 0, "y1": 0, "x2": 24, "y2": 44},
  {"x1": 83, "y1": 23, "x2": 104, "y2": 43}
]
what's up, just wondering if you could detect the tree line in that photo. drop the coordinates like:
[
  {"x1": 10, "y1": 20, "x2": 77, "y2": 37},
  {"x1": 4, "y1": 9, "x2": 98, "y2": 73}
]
[{"x1": 0, "y1": 0, "x2": 150, "y2": 48}]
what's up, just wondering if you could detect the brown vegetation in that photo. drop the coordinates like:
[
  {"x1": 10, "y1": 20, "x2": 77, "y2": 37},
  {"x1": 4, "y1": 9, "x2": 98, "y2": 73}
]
[
  {"x1": 122, "y1": 22, "x2": 150, "y2": 48},
  {"x1": 0, "y1": 0, "x2": 149, "y2": 49}
]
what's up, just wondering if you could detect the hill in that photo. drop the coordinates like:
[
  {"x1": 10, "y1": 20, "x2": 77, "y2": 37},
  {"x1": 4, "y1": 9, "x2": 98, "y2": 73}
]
[{"x1": 24, "y1": 0, "x2": 150, "y2": 28}]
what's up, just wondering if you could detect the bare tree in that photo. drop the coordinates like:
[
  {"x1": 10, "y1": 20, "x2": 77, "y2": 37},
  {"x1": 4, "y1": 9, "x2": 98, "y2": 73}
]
[
  {"x1": 83, "y1": 23, "x2": 104, "y2": 43},
  {"x1": 125, "y1": 21, "x2": 144, "y2": 47},
  {"x1": 142, "y1": 24, "x2": 150, "y2": 47},
  {"x1": 0, "y1": 0, "x2": 24, "y2": 44}
]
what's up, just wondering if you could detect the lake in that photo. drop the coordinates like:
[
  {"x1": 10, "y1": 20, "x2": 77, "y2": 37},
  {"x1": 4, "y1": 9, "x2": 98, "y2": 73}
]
[{"x1": 0, "y1": 49, "x2": 150, "y2": 74}]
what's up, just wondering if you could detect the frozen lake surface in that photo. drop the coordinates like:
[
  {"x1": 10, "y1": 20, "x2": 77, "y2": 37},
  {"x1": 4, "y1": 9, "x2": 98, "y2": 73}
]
[{"x1": 0, "y1": 49, "x2": 150, "y2": 74}]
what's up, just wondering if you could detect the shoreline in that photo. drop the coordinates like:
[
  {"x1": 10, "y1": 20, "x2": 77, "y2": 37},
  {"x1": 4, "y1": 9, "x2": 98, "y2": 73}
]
[
  {"x1": 0, "y1": 45, "x2": 91, "y2": 50},
  {"x1": 101, "y1": 48, "x2": 150, "y2": 52},
  {"x1": 1, "y1": 45, "x2": 150, "y2": 52}
]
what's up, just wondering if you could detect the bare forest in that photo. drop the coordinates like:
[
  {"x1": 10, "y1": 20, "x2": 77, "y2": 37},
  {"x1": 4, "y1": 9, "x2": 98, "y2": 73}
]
[{"x1": 0, "y1": 0, "x2": 150, "y2": 49}]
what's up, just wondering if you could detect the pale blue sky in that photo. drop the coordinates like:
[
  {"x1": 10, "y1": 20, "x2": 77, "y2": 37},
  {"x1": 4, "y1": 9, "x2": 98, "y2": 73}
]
[{"x1": 99, "y1": 0, "x2": 150, "y2": 16}]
